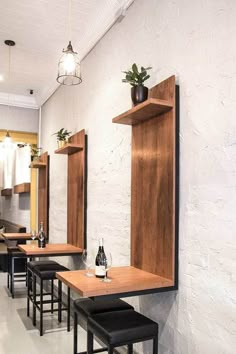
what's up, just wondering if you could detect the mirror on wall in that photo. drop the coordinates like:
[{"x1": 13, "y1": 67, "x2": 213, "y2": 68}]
[{"x1": 0, "y1": 130, "x2": 38, "y2": 233}]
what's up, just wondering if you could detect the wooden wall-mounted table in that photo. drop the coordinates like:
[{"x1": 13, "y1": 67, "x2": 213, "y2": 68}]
[
  {"x1": 2, "y1": 233, "x2": 32, "y2": 241},
  {"x1": 18, "y1": 243, "x2": 82, "y2": 257},
  {"x1": 56, "y1": 266, "x2": 174, "y2": 300}
]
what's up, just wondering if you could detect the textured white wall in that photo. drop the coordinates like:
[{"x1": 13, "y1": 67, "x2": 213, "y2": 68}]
[
  {"x1": 41, "y1": 0, "x2": 236, "y2": 353},
  {"x1": 0, "y1": 105, "x2": 38, "y2": 230}
]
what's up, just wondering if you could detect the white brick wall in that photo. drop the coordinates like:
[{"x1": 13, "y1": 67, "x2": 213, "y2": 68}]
[{"x1": 41, "y1": 0, "x2": 236, "y2": 353}]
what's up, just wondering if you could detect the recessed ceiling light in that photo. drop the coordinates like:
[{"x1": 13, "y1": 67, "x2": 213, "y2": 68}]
[{"x1": 0, "y1": 74, "x2": 4, "y2": 81}]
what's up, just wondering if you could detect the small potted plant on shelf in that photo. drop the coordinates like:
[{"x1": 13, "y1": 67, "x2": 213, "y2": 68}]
[
  {"x1": 30, "y1": 144, "x2": 42, "y2": 162},
  {"x1": 53, "y1": 128, "x2": 72, "y2": 148},
  {"x1": 122, "y1": 63, "x2": 152, "y2": 106}
]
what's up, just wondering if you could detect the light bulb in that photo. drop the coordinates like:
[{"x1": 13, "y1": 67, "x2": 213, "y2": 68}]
[{"x1": 63, "y1": 53, "x2": 76, "y2": 73}]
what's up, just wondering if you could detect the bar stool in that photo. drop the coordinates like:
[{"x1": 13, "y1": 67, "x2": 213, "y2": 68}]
[
  {"x1": 7, "y1": 246, "x2": 28, "y2": 298},
  {"x1": 32, "y1": 262, "x2": 70, "y2": 336},
  {"x1": 73, "y1": 298, "x2": 134, "y2": 354},
  {"x1": 87, "y1": 309, "x2": 159, "y2": 354},
  {"x1": 27, "y1": 260, "x2": 59, "y2": 317}
]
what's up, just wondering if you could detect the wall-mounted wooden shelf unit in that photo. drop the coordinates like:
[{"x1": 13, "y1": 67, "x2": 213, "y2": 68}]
[
  {"x1": 55, "y1": 130, "x2": 87, "y2": 249},
  {"x1": 55, "y1": 144, "x2": 83, "y2": 155},
  {"x1": 30, "y1": 161, "x2": 47, "y2": 169},
  {"x1": 112, "y1": 75, "x2": 179, "y2": 295},
  {"x1": 1, "y1": 188, "x2": 12, "y2": 197},
  {"x1": 112, "y1": 98, "x2": 173, "y2": 126},
  {"x1": 14, "y1": 183, "x2": 30, "y2": 194},
  {"x1": 37, "y1": 152, "x2": 49, "y2": 238}
]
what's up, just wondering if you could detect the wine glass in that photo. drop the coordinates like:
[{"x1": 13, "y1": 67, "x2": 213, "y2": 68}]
[
  {"x1": 82, "y1": 250, "x2": 94, "y2": 277},
  {"x1": 31, "y1": 230, "x2": 37, "y2": 247},
  {"x1": 99, "y1": 252, "x2": 112, "y2": 283}
]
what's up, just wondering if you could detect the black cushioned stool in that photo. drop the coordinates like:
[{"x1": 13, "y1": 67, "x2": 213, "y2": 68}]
[
  {"x1": 87, "y1": 309, "x2": 159, "y2": 354},
  {"x1": 73, "y1": 298, "x2": 134, "y2": 354},
  {"x1": 27, "y1": 260, "x2": 59, "y2": 318},
  {"x1": 32, "y1": 262, "x2": 70, "y2": 336},
  {"x1": 7, "y1": 246, "x2": 27, "y2": 298}
]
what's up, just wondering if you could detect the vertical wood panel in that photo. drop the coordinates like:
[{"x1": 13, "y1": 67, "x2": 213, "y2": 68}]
[
  {"x1": 38, "y1": 152, "x2": 49, "y2": 238},
  {"x1": 67, "y1": 130, "x2": 86, "y2": 248},
  {"x1": 131, "y1": 76, "x2": 176, "y2": 281}
]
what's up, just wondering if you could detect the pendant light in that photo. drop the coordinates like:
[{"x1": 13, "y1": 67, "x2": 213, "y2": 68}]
[{"x1": 56, "y1": 0, "x2": 82, "y2": 85}]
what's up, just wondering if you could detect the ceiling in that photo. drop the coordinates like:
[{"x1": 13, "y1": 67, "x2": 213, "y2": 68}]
[{"x1": 0, "y1": 0, "x2": 134, "y2": 109}]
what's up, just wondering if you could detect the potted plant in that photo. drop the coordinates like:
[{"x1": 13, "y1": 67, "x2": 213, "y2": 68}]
[
  {"x1": 122, "y1": 63, "x2": 152, "y2": 106},
  {"x1": 52, "y1": 128, "x2": 72, "y2": 148},
  {"x1": 30, "y1": 144, "x2": 42, "y2": 162}
]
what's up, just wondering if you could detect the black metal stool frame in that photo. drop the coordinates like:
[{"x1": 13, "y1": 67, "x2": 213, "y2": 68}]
[
  {"x1": 32, "y1": 272, "x2": 71, "y2": 336},
  {"x1": 87, "y1": 331, "x2": 159, "y2": 354},
  {"x1": 73, "y1": 311, "x2": 108, "y2": 354},
  {"x1": 7, "y1": 254, "x2": 27, "y2": 298}
]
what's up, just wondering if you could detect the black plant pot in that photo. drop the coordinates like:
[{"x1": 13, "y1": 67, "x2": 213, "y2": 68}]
[{"x1": 131, "y1": 85, "x2": 148, "y2": 106}]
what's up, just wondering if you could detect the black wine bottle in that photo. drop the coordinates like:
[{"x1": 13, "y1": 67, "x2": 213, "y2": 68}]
[
  {"x1": 38, "y1": 221, "x2": 46, "y2": 248},
  {"x1": 95, "y1": 238, "x2": 106, "y2": 278}
]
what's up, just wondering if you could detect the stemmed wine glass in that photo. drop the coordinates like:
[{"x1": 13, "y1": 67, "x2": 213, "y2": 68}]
[
  {"x1": 31, "y1": 230, "x2": 37, "y2": 247},
  {"x1": 82, "y1": 249, "x2": 94, "y2": 277},
  {"x1": 99, "y1": 252, "x2": 112, "y2": 283}
]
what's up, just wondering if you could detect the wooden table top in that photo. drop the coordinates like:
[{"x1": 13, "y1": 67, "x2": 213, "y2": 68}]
[
  {"x1": 56, "y1": 266, "x2": 173, "y2": 298},
  {"x1": 18, "y1": 243, "x2": 83, "y2": 256},
  {"x1": 2, "y1": 233, "x2": 32, "y2": 240}
]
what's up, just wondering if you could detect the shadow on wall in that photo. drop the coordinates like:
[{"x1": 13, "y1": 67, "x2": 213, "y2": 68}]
[
  {"x1": 19, "y1": 194, "x2": 30, "y2": 210},
  {"x1": 139, "y1": 291, "x2": 178, "y2": 354}
]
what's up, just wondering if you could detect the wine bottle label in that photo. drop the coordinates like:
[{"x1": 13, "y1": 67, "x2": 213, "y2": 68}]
[{"x1": 95, "y1": 265, "x2": 106, "y2": 276}]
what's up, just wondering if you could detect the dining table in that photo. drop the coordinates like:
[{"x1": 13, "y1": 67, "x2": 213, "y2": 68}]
[
  {"x1": 56, "y1": 266, "x2": 174, "y2": 301},
  {"x1": 18, "y1": 243, "x2": 83, "y2": 257},
  {"x1": 2, "y1": 233, "x2": 32, "y2": 241}
]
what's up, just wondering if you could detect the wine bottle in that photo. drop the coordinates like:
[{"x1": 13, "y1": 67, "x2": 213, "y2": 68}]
[
  {"x1": 38, "y1": 221, "x2": 46, "y2": 248},
  {"x1": 95, "y1": 238, "x2": 106, "y2": 278}
]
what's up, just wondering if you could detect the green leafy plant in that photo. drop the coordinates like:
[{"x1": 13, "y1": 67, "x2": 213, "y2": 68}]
[
  {"x1": 122, "y1": 63, "x2": 152, "y2": 87},
  {"x1": 52, "y1": 128, "x2": 72, "y2": 141},
  {"x1": 30, "y1": 144, "x2": 42, "y2": 159}
]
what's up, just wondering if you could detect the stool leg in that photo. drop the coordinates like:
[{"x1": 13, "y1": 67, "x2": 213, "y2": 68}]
[
  {"x1": 153, "y1": 335, "x2": 158, "y2": 354},
  {"x1": 11, "y1": 257, "x2": 14, "y2": 298},
  {"x1": 33, "y1": 274, "x2": 36, "y2": 326},
  {"x1": 73, "y1": 312, "x2": 78, "y2": 354},
  {"x1": 108, "y1": 346, "x2": 114, "y2": 354},
  {"x1": 40, "y1": 279, "x2": 43, "y2": 336},
  {"x1": 51, "y1": 279, "x2": 54, "y2": 314},
  {"x1": 87, "y1": 330, "x2": 93, "y2": 354},
  {"x1": 58, "y1": 280, "x2": 62, "y2": 323},
  {"x1": 128, "y1": 344, "x2": 133, "y2": 354},
  {"x1": 27, "y1": 269, "x2": 30, "y2": 317},
  {"x1": 67, "y1": 287, "x2": 70, "y2": 331}
]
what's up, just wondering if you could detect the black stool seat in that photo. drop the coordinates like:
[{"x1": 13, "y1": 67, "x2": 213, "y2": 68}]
[
  {"x1": 73, "y1": 299, "x2": 134, "y2": 354},
  {"x1": 88, "y1": 309, "x2": 158, "y2": 346},
  {"x1": 74, "y1": 298, "x2": 134, "y2": 320},
  {"x1": 33, "y1": 262, "x2": 69, "y2": 280},
  {"x1": 7, "y1": 247, "x2": 26, "y2": 257},
  {"x1": 28, "y1": 260, "x2": 58, "y2": 271}
]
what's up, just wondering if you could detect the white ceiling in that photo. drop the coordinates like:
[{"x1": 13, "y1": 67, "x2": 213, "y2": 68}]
[{"x1": 0, "y1": 0, "x2": 134, "y2": 109}]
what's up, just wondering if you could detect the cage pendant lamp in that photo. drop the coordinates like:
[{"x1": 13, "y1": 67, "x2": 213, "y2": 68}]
[{"x1": 56, "y1": 41, "x2": 82, "y2": 85}]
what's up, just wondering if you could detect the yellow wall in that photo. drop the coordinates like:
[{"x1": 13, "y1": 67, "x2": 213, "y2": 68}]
[{"x1": 0, "y1": 129, "x2": 38, "y2": 230}]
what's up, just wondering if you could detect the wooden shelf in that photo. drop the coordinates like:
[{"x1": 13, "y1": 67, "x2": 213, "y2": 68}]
[
  {"x1": 55, "y1": 144, "x2": 83, "y2": 155},
  {"x1": 56, "y1": 266, "x2": 174, "y2": 298},
  {"x1": 13, "y1": 183, "x2": 30, "y2": 194},
  {"x1": 1, "y1": 188, "x2": 12, "y2": 197},
  {"x1": 30, "y1": 161, "x2": 46, "y2": 169},
  {"x1": 112, "y1": 98, "x2": 173, "y2": 126}
]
